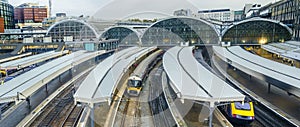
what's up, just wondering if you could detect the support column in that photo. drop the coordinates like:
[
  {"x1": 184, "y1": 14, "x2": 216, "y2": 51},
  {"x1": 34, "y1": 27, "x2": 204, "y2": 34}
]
[
  {"x1": 59, "y1": 75, "x2": 62, "y2": 83},
  {"x1": 209, "y1": 109, "x2": 213, "y2": 127},
  {"x1": 69, "y1": 68, "x2": 72, "y2": 74},
  {"x1": 26, "y1": 97, "x2": 31, "y2": 111},
  {"x1": 17, "y1": 92, "x2": 31, "y2": 110},
  {"x1": 249, "y1": 75, "x2": 252, "y2": 80},
  {"x1": 69, "y1": 68, "x2": 74, "y2": 79},
  {"x1": 268, "y1": 83, "x2": 271, "y2": 93},
  {"x1": 45, "y1": 83, "x2": 48, "y2": 95},
  {"x1": 89, "y1": 104, "x2": 95, "y2": 127},
  {"x1": 208, "y1": 102, "x2": 215, "y2": 127}
]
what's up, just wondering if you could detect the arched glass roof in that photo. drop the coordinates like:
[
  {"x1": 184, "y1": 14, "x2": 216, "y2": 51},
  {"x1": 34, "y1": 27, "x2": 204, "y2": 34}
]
[
  {"x1": 46, "y1": 19, "x2": 98, "y2": 42},
  {"x1": 100, "y1": 26, "x2": 140, "y2": 46},
  {"x1": 222, "y1": 18, "x2": 292, "y2": 44},
  {"x1": 141, "y1": 17, "x2": 219, "y2": 46}
]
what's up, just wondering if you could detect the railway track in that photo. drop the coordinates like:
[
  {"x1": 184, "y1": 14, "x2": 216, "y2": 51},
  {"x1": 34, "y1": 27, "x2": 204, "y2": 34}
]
[
  {"x1": 27, "y1": 71, "x2": 89, "y2": 127},
  {"x1": 211, "y1": 54, "x2": 298, "y2": 127},
  {"x1": 29, "y1": 86, "x2": 74, "y2": 126},
  {"x1": 115, "y1": 96, "x2": 142, "y2": 127},
  {"x1": 252, "y1": 101, "x2": 296, "y2": 127},
  {"x1": 61, "y1": 105, "x2": 84, "y2": 127},
  {"x1": 115, "y1": 68, "x2": 171, "y2": 127},
  {"x1": 111, "y1": 53, "x2": 166, "y2": 127},
  {"x1": 224, "y1": 69, "x2": 297, "y2": 127},
  {"x1": 149, "y1": 66, "x2": 176, "y2": 127}
]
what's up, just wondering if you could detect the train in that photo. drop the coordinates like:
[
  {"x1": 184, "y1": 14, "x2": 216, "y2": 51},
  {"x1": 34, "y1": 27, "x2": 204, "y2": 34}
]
[
  {"x1": 0, "y1": 64, "x2": 37, "y2": 85},
  {"x1": 127, "y1": 49, "x2": 164, "y2": 96},
  {"x1": 127, "y1": 75, "x2": 143, "y2": 96},
  {"x1": 192, "y1": 47, "x2": 255, "y2": 125},
  {"x1": 222, "y1": 97, "x2": 255, "y2": 125}
]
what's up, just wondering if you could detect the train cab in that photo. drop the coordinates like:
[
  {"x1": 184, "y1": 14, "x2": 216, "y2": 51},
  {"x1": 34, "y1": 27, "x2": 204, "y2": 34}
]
[
  {"x1": 127, "y1": 75, "x2": 142, "y2": 96},
  {"x1": 0, "y1": 69, "x2": 7, "y2": 78},
  {"x1": 224, "y1": 98, "x2": 255, "y2": 125}
]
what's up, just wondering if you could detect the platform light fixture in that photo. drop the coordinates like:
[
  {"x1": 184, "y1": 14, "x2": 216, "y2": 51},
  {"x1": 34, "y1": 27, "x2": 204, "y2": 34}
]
[{"x1": 259, "y1": 38, "x2": 267, "y2": 44}]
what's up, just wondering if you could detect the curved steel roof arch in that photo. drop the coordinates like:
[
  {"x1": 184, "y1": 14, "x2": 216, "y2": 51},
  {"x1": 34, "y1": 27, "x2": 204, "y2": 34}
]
[
  {"x1": 100, "y1": 26, "x2": 141, "y2": 39},
  {"x1": 141, "y1": 16, "x2": 220, "y2": 46},
  {"x1": 46, "y1": 19, "x2": 100, "y2": 38},
  {"x1": 222, "y1": 17, "x2": 293, "y2": 36},
  {"x1": 145, "y1": 16, "x2": 219, "y2": 36},
  {"x1": 100, "y1": 26, "x2": 141, "y2": 46},
  {"x1": 182, "y1": 17, "x2": 217, "y2": 30},
  {"x1": 222, "y1": 17, "x2": 293, "y2": 44}
]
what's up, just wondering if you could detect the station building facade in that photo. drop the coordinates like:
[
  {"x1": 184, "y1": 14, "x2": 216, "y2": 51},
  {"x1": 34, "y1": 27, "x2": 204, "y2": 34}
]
[
  {"x1": 222, "y1": 18, "x2": 292, "y2": 44},
  {"x1": 141, "y1": 17, "x2": 219, "y2": 46},
  {"x1": 46, "y1": 19, "x2": 98, "y2": 42},
  {"x1": 100, "y1": 26, "x2": 140, "y2": 46},
  {"x1": 46, "y1": 17, "x2": 293, "y2": 46}
]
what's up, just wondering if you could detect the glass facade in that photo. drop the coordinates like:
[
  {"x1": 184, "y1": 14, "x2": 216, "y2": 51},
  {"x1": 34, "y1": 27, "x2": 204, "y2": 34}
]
[
  {"x1": 222, "y1": 20, "x2": 292, "y2": 44},
  {"x1": 271, "y1": 0, "x2": 296, "y2": 26},
  {"x1": 100, "y1": 27, "x2": 140, "y2": 46},
  {"x1": 47, "y1": 20, "x2": 97, "y2": 42},
  {"x1": 141, "y1": 17, "x2": 219, "y2": 46},
  {"x1": 269, "y1": 0, "x2": 300, "y2": 41},
  {"x1": 0, "y1": 1, "x2": 14, "y2": 29}
]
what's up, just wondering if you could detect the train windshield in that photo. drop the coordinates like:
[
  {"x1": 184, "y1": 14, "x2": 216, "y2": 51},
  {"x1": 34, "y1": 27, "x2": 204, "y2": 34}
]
[
  {"x1": 128, "y1": 80, "x2": 142, "y2": 87},
  {"x1": 234, "y1": 102, "x2": 251, "y2": 110}
]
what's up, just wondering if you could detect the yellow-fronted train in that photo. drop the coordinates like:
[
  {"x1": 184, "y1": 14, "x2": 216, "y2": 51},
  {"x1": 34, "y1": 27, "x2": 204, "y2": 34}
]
[
  {"x1": 127, "y1": 75, "x2": 142, "y2": 96},
  {"x1": 222, "y1": 97, "x2": 255, "y2": 125}
]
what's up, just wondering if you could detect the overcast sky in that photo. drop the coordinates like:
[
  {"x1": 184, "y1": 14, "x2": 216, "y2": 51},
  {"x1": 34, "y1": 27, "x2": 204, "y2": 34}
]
[{"x1": 9, "y1": 0, "x2": 275, "y2": 18}]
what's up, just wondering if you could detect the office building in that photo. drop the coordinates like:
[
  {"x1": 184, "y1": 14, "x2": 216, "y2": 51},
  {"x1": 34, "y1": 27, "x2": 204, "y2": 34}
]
[
  {"x1": 261, "y1": 0, "x2": 300, "y2": 40},
  {"x1": 173, "y1": 9, "x2": 192, "y2": 17},
  {"x1": 197, "y1": 9, "x2": 234, "y2": 22},
  {"x1": 14, "y1": 3, "x2": 48, "y2": 28},
  {"x1": 234, "y1": 10, "x2": 244, "y2": 21},
  {"x1": 0, "y1": 17, "x2": 4, "y2": 32},
  {"x1": 0, "y1": 0, "x2": 14, "y2": 29}
]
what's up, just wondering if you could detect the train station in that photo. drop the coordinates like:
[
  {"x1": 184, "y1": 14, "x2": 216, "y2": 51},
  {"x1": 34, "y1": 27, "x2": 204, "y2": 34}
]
[{"x1": 0, "y1": 0, "x2": 299, "y2": 127}]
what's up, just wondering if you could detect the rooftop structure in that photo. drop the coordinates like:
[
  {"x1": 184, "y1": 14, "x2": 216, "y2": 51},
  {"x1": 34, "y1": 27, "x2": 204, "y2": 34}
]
[
  {"x1": 0, "y1": 50, "x2": 105, "y2": 104},
  {"x1": 197, "y1": 9, "x2": 234, "y2": 22},
  {"x1": 141, "y1": 17, "x2": 219, "y2": 46},
  {"x1": 100, "y1": 26, "x2": 140, "y2": 46},
  {"x1": 74, "y1": 47, "x2": 157, "y2": 105},
  {"x1": 222, "y1": 18, "x2": 292, "y2": 44},
  {"x1": 163, "y1": 46, "x2": 245, "y2": 102},
  {"x1": 0, "y1": 51, "x2": 68, "y2": 70},
  {"x1": 213, "y1": 46, "x2": 300, "y2": 97},
  {"x1": 46, "y1": 19, "x2": 99, "y2": 42}
]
